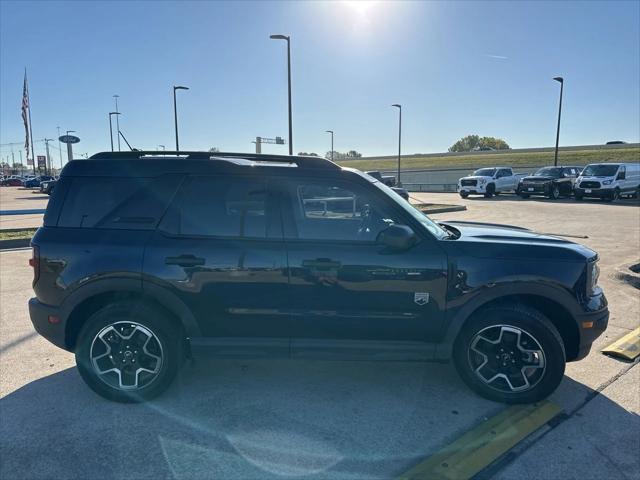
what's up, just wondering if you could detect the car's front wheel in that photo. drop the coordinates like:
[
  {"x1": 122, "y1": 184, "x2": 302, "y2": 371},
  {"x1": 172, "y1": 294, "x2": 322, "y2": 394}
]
[
  {"x1": 454, "y1": 303, "x2": 566, "y2": 404},
  {"x1": 549, "y1": 185, "x2": 560, "y2": 200},
  {"x1": 75, "y1": 301, "x2": 183, "y2": 403},
  {"x1": 459, "y1": 191, "x2": 469, "y2": 198}
]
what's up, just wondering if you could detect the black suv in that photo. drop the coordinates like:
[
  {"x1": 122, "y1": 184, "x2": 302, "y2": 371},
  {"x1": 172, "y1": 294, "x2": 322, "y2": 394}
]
[
  {"x1": 29, "y1": 152, "x2": 608, "y2": 403},
  {"x1": 517, "y1": 166, "x2": 582, "y2": 199}
]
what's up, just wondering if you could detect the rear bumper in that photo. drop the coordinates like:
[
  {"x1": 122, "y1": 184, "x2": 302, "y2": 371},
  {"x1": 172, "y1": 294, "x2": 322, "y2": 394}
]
[{"x1": 29, "y1": 297, "x2": 70, "y2": 351}]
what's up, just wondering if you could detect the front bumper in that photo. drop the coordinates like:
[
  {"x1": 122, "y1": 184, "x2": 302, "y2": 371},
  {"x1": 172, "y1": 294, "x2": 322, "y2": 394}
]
[
  {"x1": 518, "y1": 183, "x2": 551, "y2": 196},
  {"x1": 574, "y1": 187, "x2": 614, "y2": 199},
  {"x1": 572, "y1": 295, "x2": 609, "y2": 361},
  {"x1": 29, "y1": 297, "x2": 70, "y2": 351},
  {"x1": 458, "y1": 184, "x2": 487, "y2": 194}
]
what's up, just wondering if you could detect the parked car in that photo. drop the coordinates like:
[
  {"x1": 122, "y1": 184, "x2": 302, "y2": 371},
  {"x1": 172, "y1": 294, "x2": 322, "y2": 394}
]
[
  {"x1": 364, "y1": 171, "x2": 409, "y2": 200},
  {"x1": 457, "y1": 167, "x2": 525, "y2": 198},
  {"x1": 517, "y1": 166, "x2": 581, "y2": 199},
  {"x1": 24, "y1": 175, "x2": 54, "y2": 188},
  {"x1": 29, "y1": 151, "x2": 608, "y2": 404},
  {"x1": 1, "y1": 176, "x2": 24, "y2": 186},
  {"x1": 574, "y1": 163, "x2": 640, "y2": 201},
  {"x1": 39, "y1": 179, "x2": 57, "y2": 194}
]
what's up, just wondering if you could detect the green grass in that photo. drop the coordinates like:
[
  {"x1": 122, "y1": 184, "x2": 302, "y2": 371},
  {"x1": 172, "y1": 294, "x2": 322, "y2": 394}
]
[
  {"x1": 0, "y1": 228, "x2": 37, "y2": 241},
  {"x1": 338, "y1": 146, "x2": 640, "y2": 171}
]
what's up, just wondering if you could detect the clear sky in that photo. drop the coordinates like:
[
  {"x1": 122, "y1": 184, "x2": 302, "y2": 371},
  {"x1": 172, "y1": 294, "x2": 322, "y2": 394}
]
[{"x1": 1, "y1": 0, "x2": 639, "y2": 164}]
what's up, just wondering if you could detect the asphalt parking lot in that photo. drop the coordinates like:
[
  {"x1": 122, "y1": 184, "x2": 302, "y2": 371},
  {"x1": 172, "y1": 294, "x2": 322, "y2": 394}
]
[{"x1": 1, "y1": 190, "x2": 638, "y2": 479}]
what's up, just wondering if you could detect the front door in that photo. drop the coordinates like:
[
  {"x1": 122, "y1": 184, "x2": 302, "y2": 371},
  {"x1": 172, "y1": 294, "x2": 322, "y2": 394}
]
[
  {"x1": 275, "y1": 177, "x2": 447, "y2": 341},
  {"x1": 143, "y1": 175, "x2": 290, "y2": 338}
]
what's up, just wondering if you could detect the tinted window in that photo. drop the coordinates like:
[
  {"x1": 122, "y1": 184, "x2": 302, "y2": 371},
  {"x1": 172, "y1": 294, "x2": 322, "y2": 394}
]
[
  {"x1": 169, "y1": 176, "x2": 268, "y2": 238},
  {"x1": 534, "y1": 167, "x2": 561, "y2": 177},
  {"x1": 285, "y1": 180, "x2": 405, "y2": 242},
  {"x1": 58, "y1": 175, "x2": 182, "y2": 229}
]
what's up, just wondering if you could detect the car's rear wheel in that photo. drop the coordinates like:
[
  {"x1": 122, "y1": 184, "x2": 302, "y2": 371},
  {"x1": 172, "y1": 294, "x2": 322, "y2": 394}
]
[
  {"x1": 75, "y1": 301, "x2": 183, "y2": 403},
  {"x1": 454, "y1": 303, "x2": 566, "y2": 404}
]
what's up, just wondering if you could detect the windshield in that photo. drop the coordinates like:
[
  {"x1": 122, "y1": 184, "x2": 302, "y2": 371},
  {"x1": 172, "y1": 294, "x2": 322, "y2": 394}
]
[
  {"x1": 581, "y1": 164, "x2": 619, "y2": 177},
  {"x1": 473, "y1": 168, "x2": 496, "y2": 177},
  {"x1": 534, "y1": 167, "x2": 562, "y2": 177},
  {"x1": 372, "y1": 181, "x2": 449, "y2": 240}
]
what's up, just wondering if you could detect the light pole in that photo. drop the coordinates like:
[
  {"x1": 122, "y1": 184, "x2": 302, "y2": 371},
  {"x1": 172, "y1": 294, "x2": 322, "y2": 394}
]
[
  {"x1": 173, "y1": 85, "x2": 189, "y2": 152},
  {"x1": 113, "y1": 95, "x2": 121, "y2": 151},
  {"x1": 56, "y1": 126, "x2": 63, "y2": 169},
  {"x1": 391, "y1": 104, "x2": 402, "y2": 186},
  {"x1": 270, "y1": 34, "x2": 293, "y2": 155},
  {"x1": 325, "y1": 130, "x2": 334, "y2": 161},
  {"x1": 66, "y1": 130, "x2": 76, "y2": 162},
  {"x1": 553, "y1": 77, "x2": 563, "y2": 167},
  {"x1": 109, "y1": 112, "x2": 121, "y2": 151}
]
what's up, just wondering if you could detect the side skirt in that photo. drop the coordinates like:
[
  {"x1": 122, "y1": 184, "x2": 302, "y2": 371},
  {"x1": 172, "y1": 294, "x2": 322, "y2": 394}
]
[{"x1": 189, "y1": 337, "x2": 447, "y2": 362}]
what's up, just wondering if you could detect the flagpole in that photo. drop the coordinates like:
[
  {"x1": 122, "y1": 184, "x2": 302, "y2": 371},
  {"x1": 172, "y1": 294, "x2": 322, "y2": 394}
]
[{"x1": 26, "y1": 71, "x2": 36, "y2": 174}]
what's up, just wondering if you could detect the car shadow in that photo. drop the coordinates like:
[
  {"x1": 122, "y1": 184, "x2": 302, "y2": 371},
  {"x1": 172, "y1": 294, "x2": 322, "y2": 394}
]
[
  {"x1": 1, "y1": 359, "x2": 636, "y2": 479},
  {"x1": 13, "y1": 196, "x2": 49, "y2": 201}
]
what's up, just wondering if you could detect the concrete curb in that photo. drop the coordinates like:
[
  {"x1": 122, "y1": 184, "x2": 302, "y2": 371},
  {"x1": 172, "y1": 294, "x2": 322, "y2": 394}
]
[
  {"x1": 0, "y1": 238, "x2": 31, "y2": 250},
  {"x1": 419, "y1": 204, "x2": 467, "y2": 214}
]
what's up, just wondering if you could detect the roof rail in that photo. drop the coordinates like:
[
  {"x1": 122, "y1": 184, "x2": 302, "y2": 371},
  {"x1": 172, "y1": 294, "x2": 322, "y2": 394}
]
[{"x1": 88, "y1": 151, "x2": 340, "y2": 169}]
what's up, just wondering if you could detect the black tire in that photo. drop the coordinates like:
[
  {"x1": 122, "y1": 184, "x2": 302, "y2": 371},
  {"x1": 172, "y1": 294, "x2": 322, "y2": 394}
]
[
  {"x1": 518, "y1": 193, "x2": 529, "y2": 199},
  {"x1": 484, "y1": 184, "x2": 495, "y2": 198},
  {"x1": 75, "y1": 301, "x2": 184, "y2": 403},
  {"x1": 453, "y1": 303, "x2": 566, "y2": 404},
  {"x1": 574, "y1": 193, "x2": 583, "y2": 201},
  {"x1": 548, "y1": 185, "x2": 560, "y2": 200},
  {"x1": 459, "y1": 191, "x2": 469, "y2": 199},
  {"x1": 612, "y1": 188, "x2": 620, "y2": 202}
]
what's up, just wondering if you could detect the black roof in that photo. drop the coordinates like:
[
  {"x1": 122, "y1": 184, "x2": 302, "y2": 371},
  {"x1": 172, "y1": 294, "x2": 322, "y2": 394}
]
[{"x1": 61, "y1": 151, "x2": 341, "y2": 177}]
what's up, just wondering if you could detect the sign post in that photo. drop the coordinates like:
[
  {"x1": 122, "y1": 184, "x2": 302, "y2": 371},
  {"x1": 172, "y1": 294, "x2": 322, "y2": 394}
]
[{"x1": 58, "y1": 134, "x2": 80, "y2": 162}]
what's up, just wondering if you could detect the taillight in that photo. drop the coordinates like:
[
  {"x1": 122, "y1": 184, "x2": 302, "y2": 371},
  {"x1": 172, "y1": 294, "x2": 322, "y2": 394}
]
[{"x1": 30, "y1": 245, "x2": 40, "y2": 285}]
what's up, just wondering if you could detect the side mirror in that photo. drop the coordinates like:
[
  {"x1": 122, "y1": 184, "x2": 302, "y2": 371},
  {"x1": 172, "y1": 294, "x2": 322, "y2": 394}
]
[
  {"x1": 377, "y1": 224, "x2": 417, "y2": 251},
  {"x1": 617, "y1": 172, "x2": 625, "y2": 180}
]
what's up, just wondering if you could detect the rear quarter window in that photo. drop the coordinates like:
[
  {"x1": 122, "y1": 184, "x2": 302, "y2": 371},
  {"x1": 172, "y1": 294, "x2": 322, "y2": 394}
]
[{"x1": 57, "y1": 175, "x2": 182, "y2": 229}]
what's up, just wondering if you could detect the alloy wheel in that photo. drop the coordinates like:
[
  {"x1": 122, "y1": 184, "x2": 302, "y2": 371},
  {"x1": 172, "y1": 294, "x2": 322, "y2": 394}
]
[
  {"x1": 467, "y1": 325, "x2": 546, "y2": 393},
  {"x1": 90, "y1": 321, "x2": 164, "y2": 391}
]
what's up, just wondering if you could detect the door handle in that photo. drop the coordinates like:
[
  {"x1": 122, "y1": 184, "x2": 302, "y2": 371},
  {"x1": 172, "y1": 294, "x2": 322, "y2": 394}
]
[{"x1": 165, "y1": 255, "x2": 205, "y2": 267}]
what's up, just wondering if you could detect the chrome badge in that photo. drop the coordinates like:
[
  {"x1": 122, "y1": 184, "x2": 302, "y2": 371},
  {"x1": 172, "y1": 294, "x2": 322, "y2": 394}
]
[{"x1": 414, "y1": 292, "x2": 429, "y2": 305}]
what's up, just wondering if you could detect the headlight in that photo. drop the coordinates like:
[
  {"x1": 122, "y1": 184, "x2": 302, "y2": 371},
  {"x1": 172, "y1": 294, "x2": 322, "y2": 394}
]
[
  {"x1": 588, "y1": 260, "x2": 600, "y2": 295},
  {"x1": 602, "y1": 179, "x2": 612, "y2": 185}
]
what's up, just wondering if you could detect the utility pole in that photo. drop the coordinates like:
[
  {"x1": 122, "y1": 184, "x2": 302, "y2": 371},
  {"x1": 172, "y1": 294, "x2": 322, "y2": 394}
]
[
  {"x1": 44, "y1": 138, "x2": 53, "y2": 175},
  {"x1": 57, "y1": 126, "x2": 63, "y2": 169},
  {"x1": 552, "y1": 77, "x2": 564, "y2": 167},
  {"x1": 113, "y1": 95, "x2": 121, "y2": 151}
]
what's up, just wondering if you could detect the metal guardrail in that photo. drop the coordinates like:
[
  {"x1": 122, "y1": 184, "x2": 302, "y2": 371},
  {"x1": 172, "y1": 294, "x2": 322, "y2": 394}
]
[{"x1": 403, "y1": 183, "x2": 458, "y2": 192}]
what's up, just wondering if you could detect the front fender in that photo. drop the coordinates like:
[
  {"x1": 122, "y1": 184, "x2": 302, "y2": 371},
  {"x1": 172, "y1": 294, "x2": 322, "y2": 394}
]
[{"x1": 435, "y1": 279, "x2": 582, "y2": 360}]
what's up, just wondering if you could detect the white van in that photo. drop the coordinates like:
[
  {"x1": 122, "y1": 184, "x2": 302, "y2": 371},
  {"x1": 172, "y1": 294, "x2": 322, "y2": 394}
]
[{"x1": 574, "y1": 162, "x2": 640, "y2": 201}]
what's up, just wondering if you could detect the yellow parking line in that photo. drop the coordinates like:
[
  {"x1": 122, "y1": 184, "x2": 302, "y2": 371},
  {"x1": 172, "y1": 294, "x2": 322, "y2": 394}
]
[
  {"x1": 602, "y1": 327, "x2": 640, "y2": 361},
  {"x1": 397, "y1": 400, "x2": 561, "y2": 480}
]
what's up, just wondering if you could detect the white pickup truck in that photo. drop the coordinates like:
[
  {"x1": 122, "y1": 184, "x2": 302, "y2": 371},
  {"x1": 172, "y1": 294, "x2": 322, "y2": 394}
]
[{"x1": 457, "y1": 167, "x2": 526, "y2": 198}]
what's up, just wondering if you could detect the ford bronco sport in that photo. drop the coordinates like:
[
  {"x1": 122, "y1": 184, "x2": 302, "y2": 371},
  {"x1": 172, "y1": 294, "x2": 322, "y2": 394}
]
[{"x1": 29, "y1": 151, "x2": 609, "y2": 403}]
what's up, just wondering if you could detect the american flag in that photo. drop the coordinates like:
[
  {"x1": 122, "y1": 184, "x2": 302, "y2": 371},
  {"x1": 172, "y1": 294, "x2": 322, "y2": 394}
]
[{"x1": 21, "y1": 70, "x2": 30, "y2": 156}]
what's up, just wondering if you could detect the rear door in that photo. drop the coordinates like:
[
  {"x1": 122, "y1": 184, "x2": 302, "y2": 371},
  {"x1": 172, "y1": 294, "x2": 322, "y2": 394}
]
[{"x1": 142, "y1": 175, "x2": 290, "y2": 338}]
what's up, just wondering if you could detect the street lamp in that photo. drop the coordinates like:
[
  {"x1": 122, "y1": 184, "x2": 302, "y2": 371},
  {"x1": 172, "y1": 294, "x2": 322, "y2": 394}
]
[
  {"x1": 109, "y1": 112, "x2": 121, "y2": 151},
  {"x1": 270, "y1": 34, "x2": 293, "y2": 155},
  {"x1": 173, "y1": 85, "x2": 189, "y2": 152},
  {"x1": 552, "y1": 77, "x2": 564, "y2": 167},
  {"x1": 113, "y1": 95, "x2": 121, "y2": 151},
  {"x1": 325, "y1": 130, "x2": 334, "y2": 161},
  {"x1": 391, "y1": 104, "x2": 402, "y2": 186}
]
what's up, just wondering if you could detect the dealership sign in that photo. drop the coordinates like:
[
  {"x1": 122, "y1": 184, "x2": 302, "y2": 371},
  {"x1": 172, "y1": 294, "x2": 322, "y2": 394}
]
[
  {"x1": 59, "y1": 135, "x2": 80, "y2": 144},
  {"x1": 37, "y1": 155, "x2": 46, "y2": 167}
]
